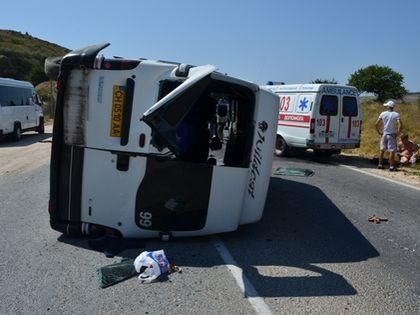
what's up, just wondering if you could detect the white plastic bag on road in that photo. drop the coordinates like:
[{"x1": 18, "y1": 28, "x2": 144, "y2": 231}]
[{"x1": 133, "y1": 250, "x2": 170, "y2": 283}]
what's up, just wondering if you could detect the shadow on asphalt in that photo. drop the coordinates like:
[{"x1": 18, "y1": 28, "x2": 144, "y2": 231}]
[
  {"x1": 283, "y1": 149, "x2": 386, "y2": 169},
  {"x1": 57, "y1": 176, "x2": 379, "y2": 297},
  {"x1": 225, "y1": 177, "x2": 380, "y2": 297},
  {"x1": 0, "y1": 131, "x2": 52, "y2": 147}
]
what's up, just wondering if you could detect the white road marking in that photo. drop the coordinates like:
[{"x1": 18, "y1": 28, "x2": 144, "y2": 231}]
[
  {"x1": 338, "y1": 164, "x2": 420, "y2": 192},
  {"x1": 212, "y1": 237, "x2": 273, "y2": 315}
]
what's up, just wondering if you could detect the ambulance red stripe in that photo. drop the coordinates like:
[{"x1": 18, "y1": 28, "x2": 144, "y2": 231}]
[
  {"x1": 278, "y1": 123, "x2": 310, "y2": 128},
  {"x1": 347, "y1": 116, "x2": 352, "y2": 138},
  {"x1": 278, "y1": 114, "x2": 310, "y2": 123},
  {"x1": 325, "y1": 115, "x2": 330, "y2": 144}
]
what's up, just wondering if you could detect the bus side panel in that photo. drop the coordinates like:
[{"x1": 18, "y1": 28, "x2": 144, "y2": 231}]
[{"x1": 240, "y1": 89, "x2": 278, "y2": 224}]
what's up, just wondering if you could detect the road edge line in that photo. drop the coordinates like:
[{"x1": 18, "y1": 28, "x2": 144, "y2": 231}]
[
  {"x1": 212, "y1": 236, "x2": 273, "y2": 315},
  {"x1": 338, "y1": 164, "x2": 420, "y2": 192}
]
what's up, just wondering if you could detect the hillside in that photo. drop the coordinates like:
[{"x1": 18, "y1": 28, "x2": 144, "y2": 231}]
[{"x1": 0, "y1": 29, "x2": 69, "y2": 85}]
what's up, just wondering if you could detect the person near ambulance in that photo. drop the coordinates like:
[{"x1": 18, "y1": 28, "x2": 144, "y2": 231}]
[{"x1": 375, "y1": 100, "x2": 402, "y2": 171}]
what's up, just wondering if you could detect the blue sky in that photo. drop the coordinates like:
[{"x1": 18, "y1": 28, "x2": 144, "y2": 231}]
[{"x1": 2, "y1": 0, "x2": 419, "y2": 91}]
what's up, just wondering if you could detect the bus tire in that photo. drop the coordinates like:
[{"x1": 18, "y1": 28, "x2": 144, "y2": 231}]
[
  {"x1": 37, "y1": 117, "x2": 45, "y2": 134},
  {"x1": 12, "y1": 123, "x2": 22, "y2": 141},
  {"x1": 275, "y1": 135, "x2": 289, "y2": 157}
]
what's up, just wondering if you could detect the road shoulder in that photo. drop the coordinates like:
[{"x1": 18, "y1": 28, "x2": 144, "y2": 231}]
[{"x1": 334, "y1": 154, "x2": 420, "y2": 189}]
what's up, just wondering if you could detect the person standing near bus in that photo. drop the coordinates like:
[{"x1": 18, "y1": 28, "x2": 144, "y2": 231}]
[{"x1": 375, "y1": 100, "x2": 402, "y2": 171}]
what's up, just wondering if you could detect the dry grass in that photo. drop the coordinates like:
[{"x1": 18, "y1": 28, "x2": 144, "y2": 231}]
[{"x1": 344, "y1": 100, "x2": 420, "y2": 158}]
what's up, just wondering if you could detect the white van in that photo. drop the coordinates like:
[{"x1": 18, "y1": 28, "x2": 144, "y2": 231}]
[
  {"x1": 45, "y1": 43, "x2": 278, "y2": 239},
  {"x1": 261, "y1": 84, "x2": 361, "y2": 156},
  {"x1": 0, "y1": 78, "x2": 44, "y2": 140}
]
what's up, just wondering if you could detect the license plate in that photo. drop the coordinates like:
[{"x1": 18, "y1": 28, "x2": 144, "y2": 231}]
[
  {"x1": 319, "y1": 131, "x2": 334, "y2": 137},
  {"x1": 110, "y1": 85, "x2": 125, "y2": 137}
]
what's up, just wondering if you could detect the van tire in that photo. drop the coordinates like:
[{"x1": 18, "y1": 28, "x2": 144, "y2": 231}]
[
  {"x1": 275, "y1": 135, "x2": 289, "y2": 157},
  {"x1": 12, "y1": 123, "x2": 22, "y2": 141},
  {"x1": 37, "y1": 117, "x2": 45, "y2": 134}
]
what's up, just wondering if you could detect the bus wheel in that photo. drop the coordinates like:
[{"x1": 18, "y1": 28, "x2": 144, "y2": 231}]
[
  {"x1": 275, "y1": 135, "x2": 289, "y2": 157},
  {"x1": 12, "y1": 123, "x2": 22, "y2": 141},
  {"x1": 37, "y1": 118, "x2": 45, "y2": 134}
]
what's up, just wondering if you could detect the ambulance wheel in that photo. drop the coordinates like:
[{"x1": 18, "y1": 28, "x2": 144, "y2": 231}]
[
  {"x1": 275, "y1": 135, "x2": 289, "y2": 157},
  {"x1": 12, "y1": 123, "x2": 22, "y2": 141}
]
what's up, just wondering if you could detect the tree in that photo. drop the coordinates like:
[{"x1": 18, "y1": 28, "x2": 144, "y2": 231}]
[
  {"x1": 29, "y1": 66, "x2": 48, "y2": 86},
  {"x1": 348, "y1": 65, "x2": 407, "y2": 102},
  {"x1": 311, "y1": 78, "x2": 338, "y2": 84}
]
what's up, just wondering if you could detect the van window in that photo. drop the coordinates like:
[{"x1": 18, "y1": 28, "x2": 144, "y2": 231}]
[
  {"x1": 342, "y1": 96, "x2": 358, "y2": 117},
  {"x1": 319, "y1": 95, "x2": 338, "y2": 116},
  {"x1": 0, "y1": 86, "x2": 33, "y2": 106}
]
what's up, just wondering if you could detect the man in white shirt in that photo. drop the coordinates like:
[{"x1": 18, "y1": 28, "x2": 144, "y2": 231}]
[{"x1": 375, "y1": 100, "x2": 403, "y2": 171}]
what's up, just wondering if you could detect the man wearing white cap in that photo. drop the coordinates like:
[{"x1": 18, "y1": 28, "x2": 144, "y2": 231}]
[{"x1": 375, "y1": 100, "x2": 403, "y2": 171}]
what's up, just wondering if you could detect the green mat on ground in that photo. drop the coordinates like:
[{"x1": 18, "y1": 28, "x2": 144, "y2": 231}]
[
  {"x1": 96, "y1": 258, "x2": 137, "y2": 288},
  {"x1": 274, "y1": 167, "x2": 315, "y2": 177}
]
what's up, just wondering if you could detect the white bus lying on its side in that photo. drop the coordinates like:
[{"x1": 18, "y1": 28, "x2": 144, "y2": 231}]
[
  {"x1": 261, "y1": 84, "x2": 361, "y2": 157},
  {"x1": 44, "y1": 43, "x2": 278, "y2": 239},
  {"x1": 0, "y1": 78, "x2": 44, "y2": 140}
]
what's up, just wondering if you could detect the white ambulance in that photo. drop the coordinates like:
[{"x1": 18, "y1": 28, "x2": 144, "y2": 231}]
[
  {"x1": 45, "y1": 43, "x2": 278, "y2": 239},
  {"x1": 261, "y1": 84, "x2": 361, "y2": 156},
  {"x1": 0, "y1": 78, "x2": 44, "y2": 140}
]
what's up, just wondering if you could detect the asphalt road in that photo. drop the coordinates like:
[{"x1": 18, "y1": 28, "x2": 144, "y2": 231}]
[{"x1": 0, "y1": 131, "x2": 419, "y2": 314}]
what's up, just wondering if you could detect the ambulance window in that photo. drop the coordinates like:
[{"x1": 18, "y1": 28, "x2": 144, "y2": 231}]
[
  {"x1": 319, "y1": 95, "x2": 338, "y2": 116},
  {"x1": 342, "y1": 96, "x2": 358, "y2": 117}
]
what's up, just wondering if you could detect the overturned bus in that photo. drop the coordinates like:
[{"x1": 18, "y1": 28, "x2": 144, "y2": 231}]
[{"x1": 45, "y1": 43, "x2": 278, "y2": 238}]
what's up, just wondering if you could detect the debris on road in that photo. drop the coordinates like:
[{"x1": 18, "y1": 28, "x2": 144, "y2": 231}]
[
  {"x1": 368, "y1": 215, "x2": 389, "y2": 224},
  {"x1": 96, "y1": 249, "x2": 181, "y2": 288},
  {"x1": 134, "y1": 250, "x2": 181, "y2": 283},
  {"x1": 273, "y1": 167, "x2": 315, "y2": 177},
  {"x1": 97, "y1": 258, "x2": 138, "y2": 288}
]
